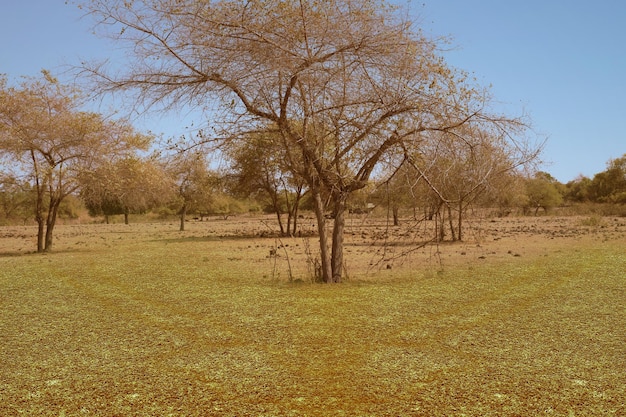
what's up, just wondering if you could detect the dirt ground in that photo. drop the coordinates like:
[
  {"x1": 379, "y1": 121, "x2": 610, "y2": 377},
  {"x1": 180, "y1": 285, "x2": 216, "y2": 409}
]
[{"x1": 2, "y1": 214, "x2": 625, "y2": 279}]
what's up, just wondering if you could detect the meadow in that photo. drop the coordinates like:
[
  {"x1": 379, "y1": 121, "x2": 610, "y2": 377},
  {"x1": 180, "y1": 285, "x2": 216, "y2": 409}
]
[{"x1": 1, "y1": 215, "x2": 625, "y2": 416}]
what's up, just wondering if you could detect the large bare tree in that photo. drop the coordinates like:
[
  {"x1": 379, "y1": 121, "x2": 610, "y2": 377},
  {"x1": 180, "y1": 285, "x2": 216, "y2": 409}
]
[{"x1": 79, "y1": 0, "x2": 538, "y2": 282}]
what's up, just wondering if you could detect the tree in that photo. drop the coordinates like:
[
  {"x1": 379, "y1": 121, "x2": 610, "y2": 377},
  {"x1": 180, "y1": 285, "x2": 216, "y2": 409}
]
[
  {"x1": 162, "y1": 149, "x2": 215, "y2": 231},
  {"x1": 227, "y1": 128, "x2": 306, "y2": 236},
  {"x1": 79, "y1": 160, "x2": 127, "y2": 222},
  {"x1": 80, "y1": 0, "x2": 538, "y2": 282},
  {"x1": 588, "y1": 154, "x2": 626, "y2": 203},
  {"x1": 406, "y1": 126, "x2": 530, "y2": 240},
  {"x1": 0, "y1": 173, "x2": 34, "y2": 224},
  {"x1": 0, "y1": 72, "x2": 151, "y2": 251},
  {"x1": 372, "y1": 162, "x2": 418, "y2": 227},
  {"x1": 524, "y1": 171, "x2": 563, "y2": 215},
  {"x1": 564, "y1": 175, "x2": 592, "y2": 203},
  {"x1": 482, "y1": 170, "x2": 527, "y2": 217},
  {"x1": 80, "y1": 156, "x2": 174, "y2": 224}
]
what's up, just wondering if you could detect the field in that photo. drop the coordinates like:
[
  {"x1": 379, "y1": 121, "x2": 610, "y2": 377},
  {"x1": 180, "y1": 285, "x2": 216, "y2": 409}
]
[{"x1": 1, "y1": 214, "x2": 625, "y2": 416}]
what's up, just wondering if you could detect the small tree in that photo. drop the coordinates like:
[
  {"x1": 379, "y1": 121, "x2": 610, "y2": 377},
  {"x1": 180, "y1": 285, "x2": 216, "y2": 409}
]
[
  {"x1": 419, "y1": 129, "x2": 529, "y2": 240},
  {"x1": 372, "y1": 163, "x2": 417, "y2": 226},
  {"x1": 482, "y1": 171, "x2": 527, "y2": 217},
  {"x1": 163, "y1": 149, "x2": 215, "y2": 231},
  {"x1": 524, "y1": 171, "x2": 564, "y2": 215}
]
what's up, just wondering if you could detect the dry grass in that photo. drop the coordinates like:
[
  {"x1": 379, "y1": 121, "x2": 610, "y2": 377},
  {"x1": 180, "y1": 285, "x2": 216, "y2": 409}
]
[{"x1": 1, "y1": 215, "x2": 625, "y2": 416}]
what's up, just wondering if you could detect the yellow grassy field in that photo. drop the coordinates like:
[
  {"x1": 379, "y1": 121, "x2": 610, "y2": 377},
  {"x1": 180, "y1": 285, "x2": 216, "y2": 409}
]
[{"x1": 1, "y1": 214, "x2": 625, "y2": 415}]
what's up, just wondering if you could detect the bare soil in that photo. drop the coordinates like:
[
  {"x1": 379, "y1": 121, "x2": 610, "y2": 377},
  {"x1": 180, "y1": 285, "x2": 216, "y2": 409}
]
[{"x1": 2, "y1": 214, "x2": 625, "y2": 278}]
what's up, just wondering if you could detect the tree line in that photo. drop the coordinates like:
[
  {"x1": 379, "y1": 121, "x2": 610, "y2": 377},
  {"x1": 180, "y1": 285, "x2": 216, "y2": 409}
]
[{"x1": 2, "y1": 67, "x2": 622, "y2": 253}]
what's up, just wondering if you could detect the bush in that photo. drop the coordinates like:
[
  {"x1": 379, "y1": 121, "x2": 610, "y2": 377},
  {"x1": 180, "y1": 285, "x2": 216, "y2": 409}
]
[{"x1": 579, "y1": 215, "x2": 606, "y2": 227}]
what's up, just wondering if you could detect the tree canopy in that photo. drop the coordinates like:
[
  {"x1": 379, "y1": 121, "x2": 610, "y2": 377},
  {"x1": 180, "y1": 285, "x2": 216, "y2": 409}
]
[{"x1": 0, "y1": 72, "x2": 152, "y2": 251}]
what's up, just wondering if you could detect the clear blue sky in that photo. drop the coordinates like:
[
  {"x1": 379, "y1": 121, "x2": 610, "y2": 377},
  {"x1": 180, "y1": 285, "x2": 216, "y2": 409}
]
[{"x1": 1, "y1": 1, "x2": 625, "y2": 183}]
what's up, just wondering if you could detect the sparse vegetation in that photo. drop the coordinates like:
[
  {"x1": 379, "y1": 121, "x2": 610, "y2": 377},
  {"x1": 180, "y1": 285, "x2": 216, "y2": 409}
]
[
  {"x1": 1, "y1": 215, "x2": 625, "y2": 416},
  {"x1": 1, "y1": 0, "x2": 625, "y2": 412},
  {"x1": 579, "y1": 214, "x2": 606, "y2": 228}
]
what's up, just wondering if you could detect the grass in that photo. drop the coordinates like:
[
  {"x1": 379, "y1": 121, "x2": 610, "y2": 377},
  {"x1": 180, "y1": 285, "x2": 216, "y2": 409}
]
[{"x1": 0, "y1": 223, "x2": 625, "y2": 416}]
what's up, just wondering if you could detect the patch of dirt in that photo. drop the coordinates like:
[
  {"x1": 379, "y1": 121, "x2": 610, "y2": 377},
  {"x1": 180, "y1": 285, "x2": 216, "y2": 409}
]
[{"x1": 2, "y1": 214, "x2": 625, "y2": 277}]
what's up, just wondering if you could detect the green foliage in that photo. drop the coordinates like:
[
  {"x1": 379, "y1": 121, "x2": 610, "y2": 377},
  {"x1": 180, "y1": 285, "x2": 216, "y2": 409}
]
[
  {"x1": 566, "y1": 154, "x2": 626, "y2": 205},
  {"x1": 57, "y1": 194, "x2": 84, "y2": 220},
  {"x1": 588, "y1": 154, "x2": 626, "y2": 203},
  {"x1": 564, "y1": 175, "x2": 592, "y2": 203},
  {"x1": 524, "y1": 171, "x2": 564, "y2": 215},
  {"x1": 0, "y1": 175, "x2": 34, "y2": 224}
]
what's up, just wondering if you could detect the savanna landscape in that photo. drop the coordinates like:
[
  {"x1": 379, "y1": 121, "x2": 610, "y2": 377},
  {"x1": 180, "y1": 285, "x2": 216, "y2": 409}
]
[
  {"x1": 1, "y1": 213, "x2": 624, "y2": 416},
  {"x1": 2, "y1": 1, "x2": 626, "y2": 416}
]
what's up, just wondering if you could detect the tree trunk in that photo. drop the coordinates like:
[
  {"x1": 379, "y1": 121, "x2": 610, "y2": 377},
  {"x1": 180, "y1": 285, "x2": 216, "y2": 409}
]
[
  {"x1": 435, "y1": 205, "x2": 445, "y2": 242},
  {"x1": 35, "y1": 195, "x2": 45, "y2": 253},
  {"x1": 275, "y1": 209, "x2": 285, "y2": 236},
  {"x1": 286, "y1": 210, "x2": 293, "y2": 237},
  {"x1": 447, "y1": 203, "x2": 456, "y2": 241},
  {"x1": 331, "y1": 195, "x2": 348, "y2": 283},
  {"x1": 32, "y1": 152, "x2": 45, "y2": 253},
  {"x1": 44, "y1": 197, "x2": 61, "y2": 252},
  {"x1": 289, "y1": 187, "x2": 304, "y2": 237},
  {"x1": 269, "y1": 192, "x2": 284, "y2": 235},
  {"x1": 392, "y1": 205, "x2": 400, "y2": 226},
  {"x1": 457, "y1": 200, "x2": 463, "y2": 241},
  {"x1": 284, "y1": 188, "x2": 293, "y2": 237},
  {"x1": 124, "y1": 208, "x2": 130, "y2": 225},
  {"x1": 179, "y1": 203, "x2": 187, "y2": 231},
  {"x1": 311, "y1": 187, "x2": 332, "y2": 283},
  {"x1": 36, "y1": 217, "x2": 45, "y2": 253},
  {"x1": 291, "y1": 200, "x2": 300, "y2": 237}
]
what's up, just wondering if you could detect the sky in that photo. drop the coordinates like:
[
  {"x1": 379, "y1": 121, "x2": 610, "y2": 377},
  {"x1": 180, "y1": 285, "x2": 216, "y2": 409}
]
[{"x1": 1, "y1": 1, "x2": 625, "y2": 183}]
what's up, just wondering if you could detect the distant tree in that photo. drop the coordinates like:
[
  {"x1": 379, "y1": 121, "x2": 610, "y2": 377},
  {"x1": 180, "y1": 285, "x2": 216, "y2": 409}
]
[
  {"x1": 80, "y1": 0, "x2": 539, "y2": 282},
  {"x1": 204, "y1": 191, "x2": 247, "y2": 220},
  {"x1": 481, "y1": 171, "x2": 527, "y2": 217},
  {"x1": 564, "y1": 175, "x2": 592, "y2": 203},
  {"x1": 524, "y1": 171, "x2": 564, "y2": 215},
  {"x1": 372, "y1": 162, "x2": 418, "y2": 226},
  {"x1": 163, "y1": 149, "x2": 215, "y2": 231},
  {"x1": 347, "y1": 184, "x2": 377, "y2": 216},
  {"x1": 0, "y1": 72, "x2": 150, "y2": 251},
  {"x1": 80, "y1": 156, "x2": 174, "y2": 224},
  {"x1": 0, "y1": 174, "x2": 33, "y2": 224},
  {"x1": 404, "y1": 126, "x2": 535, "y2": 240},
  {"x1": 588, "y1": 154, "x2": 626, "y2": 203},
  {"x1": 227, "y1": 129, "x2": 306, "y2": 236}
]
